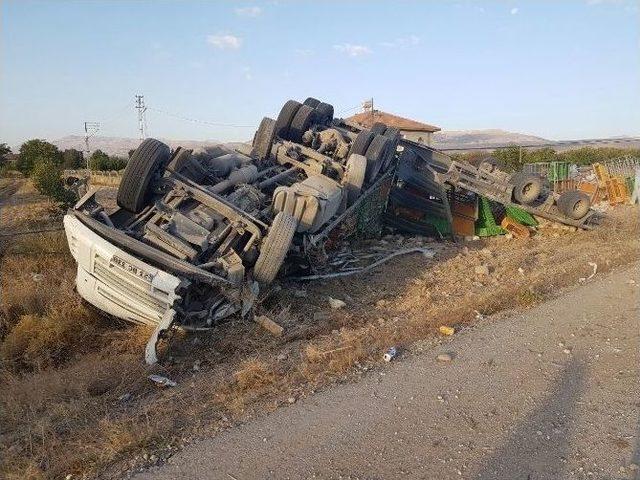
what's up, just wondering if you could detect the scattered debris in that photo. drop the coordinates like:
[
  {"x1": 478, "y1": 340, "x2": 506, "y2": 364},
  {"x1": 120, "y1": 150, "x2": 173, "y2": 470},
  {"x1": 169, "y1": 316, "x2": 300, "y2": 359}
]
[
  {"x1": 31, "y1": 273, "x2": 44, "y2": 282},
  {"x1": 328, "y1": 297, "x2": 346, "y2": 309},
  {"x1": 148, "y1": 374, "x2": 177, "y2": 388},
  {"x1": 383, "y1": 347, "x2": 398, "y2": 362},
  {"x1": 579, "y1": 261, "x2": 598, "y2": 282},
  {"x1": 439, "y1": 325, "x2": 455, "y2": 336},
  {"x1": 294, "y1": 247, "x2": 436, "y2": 281},
  {"x1": 436, "y1": 352, "x2": 454, "y2": 362},
  {"x1": 255, "y1": 315, "x2": 285, "y2": 336},
  {"x1": 474, "y1": 264, "x2": 490, "y2": 276}
]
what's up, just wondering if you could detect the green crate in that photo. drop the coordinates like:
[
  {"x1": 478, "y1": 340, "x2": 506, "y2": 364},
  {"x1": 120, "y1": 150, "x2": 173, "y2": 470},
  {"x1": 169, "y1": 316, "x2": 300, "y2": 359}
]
[
  {"x1": 476, "y1": 197, "x2": 505, "y2": 237},
  {"x1": 548, "y1": 162, "x2": 569, "y2": 181},
  {"x1": 424, "y1": 216, "x2": 451, "y2": 236},
  {"x1": 504, "y1": 205, "x2": 538, "y2": 226}
]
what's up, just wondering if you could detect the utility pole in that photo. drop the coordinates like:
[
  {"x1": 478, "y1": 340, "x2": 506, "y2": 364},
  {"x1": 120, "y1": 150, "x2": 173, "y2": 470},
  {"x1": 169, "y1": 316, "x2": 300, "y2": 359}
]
[
  {"x1": 84, "y1": 121, "x2": 100, "y2": 170},
  {"x1": 135, "y1": 94, "x2": 147, "y2": 140}
]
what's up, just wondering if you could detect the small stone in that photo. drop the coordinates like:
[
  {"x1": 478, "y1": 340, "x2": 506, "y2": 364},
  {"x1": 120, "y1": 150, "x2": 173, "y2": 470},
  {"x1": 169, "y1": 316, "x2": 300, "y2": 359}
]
[
  {"x1": 474, "y1": 265, "x2": 490, "y2": 276},
  {"x1": 276, "y1": 352, "x2": 288, "y2": 362},
  {"x1": 437, "y1": 353, "x2": 454, "y2": 362},
  {"x1": 563, "y1": 348, "x2": 572, "y2": 354},
  {"x1": 192, "y1": 359, "x2": 201, "y2": 371},
  {"x1": 328, "y1": 297, "x2": 346, "y2": 309},
  {"x1": 313, "y1": 311, "x2": 330, "y2": 321},
  {"x1": 31, "y1": 273, "x2": 45, "y2": 282},
  {"x1": 294, "y1": 289, "x2": 307, "y2": 298},
  {"x1": 504, "y1": 233, "x2": 513, "y2": 240},
  {"x1": 518, "y1": 267, "x2": 525, "y2": 275},
  {"x1": 287, "y1": 396, "x2": 296, "y2": 404},
  {"x1": 629, "y1": 463, "x2": 638, "y2": 471}
]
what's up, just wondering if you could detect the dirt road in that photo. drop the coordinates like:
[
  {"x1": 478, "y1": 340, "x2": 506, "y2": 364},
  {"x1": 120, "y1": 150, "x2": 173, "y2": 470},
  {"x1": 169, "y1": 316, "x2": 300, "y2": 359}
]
[{"x1": 137, "y1": 263, "x2": 639, "y2": 480}]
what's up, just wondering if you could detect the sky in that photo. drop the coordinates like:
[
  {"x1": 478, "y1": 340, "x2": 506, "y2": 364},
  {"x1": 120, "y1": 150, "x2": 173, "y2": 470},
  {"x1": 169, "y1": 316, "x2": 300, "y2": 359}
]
[{"x1": 1, "y1": 0, "x2": 639, "y2": 148}]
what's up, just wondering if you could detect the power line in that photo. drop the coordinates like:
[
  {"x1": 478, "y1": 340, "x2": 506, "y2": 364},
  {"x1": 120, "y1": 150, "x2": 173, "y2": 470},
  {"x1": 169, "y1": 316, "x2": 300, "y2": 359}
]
[
  {"x1": 135, "y1": 94, "x2": 147, "y2": 140},
  {"x1": 147, "y1": 106, "x2": 256, "y2": 128}
]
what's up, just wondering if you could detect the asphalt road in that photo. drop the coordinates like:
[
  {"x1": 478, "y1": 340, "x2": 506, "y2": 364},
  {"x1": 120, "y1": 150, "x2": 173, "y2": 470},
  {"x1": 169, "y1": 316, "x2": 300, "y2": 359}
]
[{"x1": 138, "y1": 263, "x2": 640, "y2": 480}]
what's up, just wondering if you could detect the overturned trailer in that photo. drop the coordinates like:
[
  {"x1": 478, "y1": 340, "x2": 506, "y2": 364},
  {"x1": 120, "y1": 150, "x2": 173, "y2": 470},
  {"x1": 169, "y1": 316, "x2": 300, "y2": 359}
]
[
  {"x1": 382, "y1": 138, "x2": 598, "y2": 237},
  {"x1": 64, "y1": 98, "x2": 402, "y2": 362}
]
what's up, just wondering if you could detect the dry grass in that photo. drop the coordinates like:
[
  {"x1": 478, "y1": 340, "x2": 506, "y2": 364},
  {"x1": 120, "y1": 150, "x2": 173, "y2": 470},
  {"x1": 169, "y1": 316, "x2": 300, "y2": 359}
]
[{"x1": 1, "y1": 183, "x2": 638, "y2": 480}]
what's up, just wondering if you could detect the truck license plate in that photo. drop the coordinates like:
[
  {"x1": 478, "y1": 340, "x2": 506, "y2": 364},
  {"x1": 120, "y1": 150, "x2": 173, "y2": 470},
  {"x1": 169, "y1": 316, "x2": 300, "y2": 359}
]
[{"x1": 110, "y1": 255, "x2": 153, "y2": 282}]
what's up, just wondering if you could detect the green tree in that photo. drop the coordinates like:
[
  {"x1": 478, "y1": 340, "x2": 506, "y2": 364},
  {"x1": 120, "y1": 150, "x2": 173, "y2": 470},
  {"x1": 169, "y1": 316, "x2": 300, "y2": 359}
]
[
  {"x1": 16, "y1": 139, "x2": 62, "y2": 175},
  {"x1": 89, "y1": 150, "x2": 127, "y2": 170},
  {"x1": 31, "y1": 157, "x2": 76, "y2": 205},
  {"x1": 0, "y1": 143, "x2": 11, "y2": 168},
  {"x1": 62, "y1": 148, "x2": 85, "y2": 169}
]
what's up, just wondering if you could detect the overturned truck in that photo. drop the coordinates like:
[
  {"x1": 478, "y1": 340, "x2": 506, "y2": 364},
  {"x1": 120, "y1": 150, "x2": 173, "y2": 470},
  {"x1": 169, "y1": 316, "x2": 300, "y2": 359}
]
[
  {"x1": 64, "y1": 98, "x2": 402, "y2": 362},
  {"x1": 64, "y1": 97, "x2": 597, "y2": 362}
]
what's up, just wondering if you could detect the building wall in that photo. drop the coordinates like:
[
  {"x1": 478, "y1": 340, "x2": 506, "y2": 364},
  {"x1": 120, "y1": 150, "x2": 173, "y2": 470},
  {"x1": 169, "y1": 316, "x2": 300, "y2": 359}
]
[{"x1": 401, "y1": 130, "x2": 433, "y2": 146}]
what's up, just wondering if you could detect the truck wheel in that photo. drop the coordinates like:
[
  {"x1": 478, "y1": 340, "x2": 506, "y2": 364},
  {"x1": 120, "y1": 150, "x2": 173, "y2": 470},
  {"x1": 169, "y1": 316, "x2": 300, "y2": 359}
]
[
  {"x1": 166, "y1": 147, "x2": 191, "y2": 173},
  {"x1": 274, "y1": 100, "x2": 301, "y2": 139},
  {"x1": 253, "y1": 212, "x2": 298, "y2": 284},
  {"x1": 512, "y1": 174, "x2": 543, "y2": 204},
  {"x1": 315, "y1": 102, "x2": 334, "y2": 126},
  {"x1": 384, "y1": 127, "x2": 401, "y2": 140},
  {"x1": 289, "y1": 105, "x2": 317, "y2": 142},
  {"x1": 381, "y1": 140, "x2": 398, "y2": 172},
  {"x1": 365, "y1": 134, "x2": 391, "y2": 183},
  {"x1": 557, "y1": 190, "x2": 591, "y2": 219},
  {"x1": 303, "y1": 97, "x2": 321, "y2": 108},
  {"x1": 117, "y1": 138, "x2": 170, "y2": 213},
  {"x1": 251, "y1": 117, "x2": 276, "y2": 161},
  {"x1": 342, "y1": 154, "x2": 367, "y2": 205},
  {"x1": 371, "y1": 122, "x2": 387, "y2": 136},
  {"x1": 349, "y1": 129, "x2": 375, "y2": 156}
]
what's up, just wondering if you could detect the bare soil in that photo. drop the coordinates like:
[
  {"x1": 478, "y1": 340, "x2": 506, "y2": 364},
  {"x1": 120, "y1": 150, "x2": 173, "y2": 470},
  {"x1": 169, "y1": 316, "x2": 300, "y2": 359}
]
[{"x1": 1, "y1": 179, "x2": 638, "y2": 479}]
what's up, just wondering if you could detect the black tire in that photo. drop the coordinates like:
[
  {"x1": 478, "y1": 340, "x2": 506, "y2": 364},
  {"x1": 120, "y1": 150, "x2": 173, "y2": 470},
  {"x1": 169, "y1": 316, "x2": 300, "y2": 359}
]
[
  {"x1": 288, "y1": 105, "x2": 317, "y2": 142},
  {"x1": 364, "y1": 134, "x2": 391, "y2": 183},
  {"x1": 512, "y1": 174, "x2": 543, "y2": 204},
  {"x1": 166, "y1": 147, "x2": 191, "y2": 173},
  {"x1": 117, "y1": 138, "x2": 170, "y2": 213},
  {"x1": 315, "y1": 102, "x2": 334, "y2": 126},
  {"x1": 251, "y1": 117, "x2": 276, "y2": 161},
  {"x1": 253, "y1": 211, "x2": 298, "y2": 284},
  {"x1": 274, "y1": 100, "x2": 301, "y2": 139},
  {"x1": 384, "y1": 127, "x2": 401, "y2": 140},
  {"x1": 342, "y1": 154, "x2": 367, "y2": 206},
  {"x1": 303, "y1": 97, "x2": 321, "y2": 108},
  {"x1": 349, "y1": 129, "x2": 375, "y2": 156},
  {"x1": 557, "y1": 190, "x2": 591, "y2": 219},
  {"x1": 371, "y1": 122, "x2": 387, "y2": 136},
  {"x1": 381, "y1": 139, "x2": 398, "y2": 172}
]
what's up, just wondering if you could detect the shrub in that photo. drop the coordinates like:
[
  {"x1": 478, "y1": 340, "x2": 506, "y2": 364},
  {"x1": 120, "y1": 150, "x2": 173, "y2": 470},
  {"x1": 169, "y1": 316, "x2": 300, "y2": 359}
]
[
  {"x1": 31, "y1": 157, "x2": 77, "y2": 205},
  {"x1": 16, "y1": 139, "x2": 62, "y2": 174},
  {"x1": 89, "y1": 150, "x2": 127, "y2": 171},
  {"x1": 62, "y1": 148, "x2": 85, "y2": 169}
]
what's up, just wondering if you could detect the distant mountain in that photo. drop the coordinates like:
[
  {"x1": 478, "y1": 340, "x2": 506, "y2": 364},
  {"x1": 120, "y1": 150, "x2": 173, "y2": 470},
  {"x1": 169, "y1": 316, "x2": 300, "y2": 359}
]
[
  {"x1": 432, "y1": 129, "x2": 549, "y2": 150},
  {"x1": 53, "y1": 135, "x2": 247, "y2": 157}
]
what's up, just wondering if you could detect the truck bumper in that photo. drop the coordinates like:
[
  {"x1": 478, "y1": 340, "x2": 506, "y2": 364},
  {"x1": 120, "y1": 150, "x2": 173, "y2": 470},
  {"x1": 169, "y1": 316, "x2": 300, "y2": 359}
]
[{"x1": 63, "y1": 214, "x2": 182, "y2": 328}]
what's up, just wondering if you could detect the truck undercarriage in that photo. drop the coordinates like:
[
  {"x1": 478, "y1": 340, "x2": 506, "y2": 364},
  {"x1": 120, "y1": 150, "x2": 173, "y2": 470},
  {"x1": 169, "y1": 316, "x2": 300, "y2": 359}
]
[{"x1": 63, "y1": 97, "x2": 598, "y2": 363}]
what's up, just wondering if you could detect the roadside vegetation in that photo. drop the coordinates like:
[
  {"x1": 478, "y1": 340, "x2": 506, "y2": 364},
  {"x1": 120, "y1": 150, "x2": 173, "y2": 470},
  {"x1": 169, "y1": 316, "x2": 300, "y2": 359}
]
[
  {"x1": 451, "y1": 146, "x2": 640, "y2": 172},
  {"x1": 1, "y1": 177, "x2": 638, "y2": 478}
]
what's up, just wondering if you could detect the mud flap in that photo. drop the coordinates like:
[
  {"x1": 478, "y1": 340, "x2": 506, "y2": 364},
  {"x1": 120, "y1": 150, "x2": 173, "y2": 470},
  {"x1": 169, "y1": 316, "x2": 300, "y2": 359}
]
[{"x1": 144, "y1": 309, "x2": 177, "y2": 365}]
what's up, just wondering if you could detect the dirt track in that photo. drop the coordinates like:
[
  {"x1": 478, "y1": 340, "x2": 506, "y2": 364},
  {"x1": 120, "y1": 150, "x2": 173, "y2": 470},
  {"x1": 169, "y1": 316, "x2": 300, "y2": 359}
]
[{"x1": 138, "y1": 262, "x2": 640, "y2": 480}]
